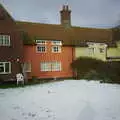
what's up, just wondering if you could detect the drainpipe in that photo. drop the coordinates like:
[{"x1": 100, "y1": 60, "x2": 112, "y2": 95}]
[
  {"x1": 72, "y1": 47, "x2": 74, "y2": 78},
  {"x1": 72, "y1": 46, "x2": 76, "y2": 79}
]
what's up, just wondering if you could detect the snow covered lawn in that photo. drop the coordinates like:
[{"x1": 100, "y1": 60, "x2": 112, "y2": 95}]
[{"x1": 0, "y1": 80, "x2": 120, "y2": 120}]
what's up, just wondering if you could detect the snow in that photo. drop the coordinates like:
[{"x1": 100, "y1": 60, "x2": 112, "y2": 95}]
[{"x1": 0, "y1": 80, "x2": 120, "y2": 120}]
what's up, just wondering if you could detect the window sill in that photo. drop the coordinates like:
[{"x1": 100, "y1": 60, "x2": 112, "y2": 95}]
[
  {"x1": 52, "y1": 52, "x2": 61, "y2": 53},
  {"x1": 36, "y1": 52, "x2": 47, "y2": 53},
  {"x1": 25, "y1": 71, "x2": 31, "y2": 72},
  {"x1": 0, "y1": 72, "x2": 11, "y2": 74}
]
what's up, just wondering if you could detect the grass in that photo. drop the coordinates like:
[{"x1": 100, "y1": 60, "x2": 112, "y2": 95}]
[
  {"x1": 0, "y1": 80, "x2": 46, "y2": 89},
  {"x1": 0, "y1": 79, "x2": 64, "y2": 89}
]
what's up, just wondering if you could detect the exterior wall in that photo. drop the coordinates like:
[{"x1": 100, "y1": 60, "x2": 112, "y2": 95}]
[
  {"x1": 107, "y1": 42, "x2": 120, "y2": 57},
  {"x1": 75, "y1": 46, "x2": 106, "y2": 61},
  {"x1": 107, "y1": 48, "x2": 120, "y2": 57},
  {"x1": 23, "y1": 42, "x2": 74, "y2": 79},
  {"x1": 107, "y1": 41, "x2": 120, "y2": 61},
  {"x1": 75, "y1": 47, "x2": 89, "y2": 58},
  {"x1": 0, "y1": 10, "x2": 23, "y2": 81}
]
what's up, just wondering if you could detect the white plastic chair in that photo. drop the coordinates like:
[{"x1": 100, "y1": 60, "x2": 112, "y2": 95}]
[{"x1": 16, "y1": 73, "x2": 24, "y2": 85}]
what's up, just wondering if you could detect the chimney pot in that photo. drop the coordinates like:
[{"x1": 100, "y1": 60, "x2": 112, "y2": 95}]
[{"x1": 60, "y1": 4, "x2": 71, "y2": 27}]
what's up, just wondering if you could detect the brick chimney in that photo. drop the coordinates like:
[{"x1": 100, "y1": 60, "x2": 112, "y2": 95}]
[{"x1": 60, "y1": 5, "x2": 71, "y2": 27}]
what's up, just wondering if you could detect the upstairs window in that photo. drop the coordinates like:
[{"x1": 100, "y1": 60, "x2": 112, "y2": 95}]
[
  {"x1": 36, "y1": 45, "x2": 46, "y2": 53},
  {"x1": 0, "y1": 62, "x2": 11, "y2": 74},
  {"x1": 52, "y1": 46, "x2": 61, "y2": 53},
  {"x1": 36, "y1": 40, "x2": 46, "y2": 44},
  {"x1": 99, "y1": 48, "x2": 105, "y2": 53},
  {"x1": 0, "y1": 35, "x2": 10, "y2": 46}
]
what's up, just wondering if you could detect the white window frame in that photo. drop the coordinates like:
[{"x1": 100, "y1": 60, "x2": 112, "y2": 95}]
[
  {"x1": 51, "y1": 40, "x2": 62, "y2": 45},
  {"x1": 99, "y1": 48, "x2": 105, "y2": 53},
  {"x1": 40, "y1": 61, "x2": 62, "y2": 72},
  {"x1": 0, "y1": 62, "x2": 11, "y2": 74},
  {"x1": 24, "y1": 62, "x2": 31, "y2": 72},
  {"x1": 40, "y1": 62, "x2": 51, "y2": 72},
  {"x1": 51, "y1": 62, "x2": 61, "y2": 71},
  {"x1": 36, "y1": 40, "x2": 46, "y2": 44},
  {"x1": 0, "y1": 35, "x2": 10, "y2": 46},
  {"x1": 52, "y1": 46, "x2": 61, "y2": 53},
  {"x1": 36, "y1": 45, "x2": 46, "y2": 53}
]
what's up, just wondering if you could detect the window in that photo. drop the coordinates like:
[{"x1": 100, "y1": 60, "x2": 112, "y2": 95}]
[
  {"x1": 24, "y1": 63, "x2": 31, "y2": 72},
  {"x1": 40, "y1": 62, "x2": 61, "y2": 72},
  {"x1": 36, "y1": 40, "x2": 46, "y2": 44},
  {"x1": 52, "y1": 46, "x2": 61, "y2": 53},
  {"x1": 37, "y1": 45, "x2": 46, "y2": 53},
  {"x1": 99, "y1": 48, "x2": 104, "y2": 53},
  {"x1": 52, "y1": 62, "x2": 61, "y2": 71},
  {"x1": 0, "y1": 62, "x2": 11, "y2": 74},
  {"x1": 52, "y1": 41, "x2": 62, "y2": 45},
  {"x1": 88, "y1": 47, "x2": 95, "y2": 55},
  {"x1": 0, "y1": 35, "x2": 10, "y2": 46},
  {"x1": 40, "y1": 62, "x2": 51, "y2": 71}
]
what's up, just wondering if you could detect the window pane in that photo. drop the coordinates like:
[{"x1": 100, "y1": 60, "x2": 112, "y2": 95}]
[
  {"x1": 99, "y1": 48, "x2": 104, "y2": 53},
  {"x1": 0, "y1": 66, "x2": 4, "y2": 73},
  {"x1": 0, "y1": 63, "x2": 4, "y2": 66},
  {"x1": 52, "y1": 46, "x2": 61, "y2": 53},
  {"x1": 40, "y1": 62, "x2": 51, "y2": 71},
  {"x1": 5, "y1": 62, "x2": 10, "y2": 73},
  {"x1": 0, "y1": 35, "x2": 10, "y2": 46},
  {"x1": 0, "y1": 39, "x2": 2, "y2": 45},
  {"x1": 0, "y1": 35, "x2": 3, "y2": 45},
  {"x1": 88, "y1": 48, "x2": 94, "y2": 55},
  {"x1": 37, "y1": 46, "x2": 46, "y2": 52},
  {"x1": 52, "y1": 62, "x2": 61, "y2": 71},
  {"x1": 4, "y1": 35, "x2": 10, "y2": 45}
]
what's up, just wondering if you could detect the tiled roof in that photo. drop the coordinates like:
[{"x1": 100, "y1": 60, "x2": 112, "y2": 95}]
[{"x1": 16, "y1": 21, "x2": 114, "y2": 46}]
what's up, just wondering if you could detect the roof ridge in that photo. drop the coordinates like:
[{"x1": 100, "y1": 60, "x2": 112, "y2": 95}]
[
  {"x1": 72, "y1": 26, "x2": 111, "y2": 31},
  {"x1": 16, "y1": 20, "x2": 63, "y2": 26}
]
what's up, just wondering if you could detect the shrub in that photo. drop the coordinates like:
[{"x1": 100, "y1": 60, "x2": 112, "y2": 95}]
[{"x1": 71, "y1": 57, "x2": 120, "y2": 84}]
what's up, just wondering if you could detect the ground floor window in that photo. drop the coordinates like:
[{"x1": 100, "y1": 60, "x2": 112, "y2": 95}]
[
  {"x1": 88, "y1": 47, "x2": 95, "y2": 55},
  {"x1": 0, "y1": 62, "x2": 11, "y2": 74},
  {"x1": 40, "y1": 61, "x2": 61, "y2": 72},
  {"x1": 24, "y1": 62, "x2": 31, "y2": 72},
  {"x1": 52, "y1": 62, "x2": 61, "y2": 71}
]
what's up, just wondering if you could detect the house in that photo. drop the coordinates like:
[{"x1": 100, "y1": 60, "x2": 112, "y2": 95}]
[
  {"x1": 16, "y1": 5, "x2": 119, "y2": 80},
  {"x1": 16, "y1": 6, "x2": 75, "y2": 80},
  {"x1": 0, "y1": 3, "x2": 120, "y2": 81},
  {"x1": 0, "y1": 4, "x2": 23, "y2": 82}
]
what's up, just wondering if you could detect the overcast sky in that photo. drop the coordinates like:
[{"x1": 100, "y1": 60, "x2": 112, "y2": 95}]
[{"x1": 0, "y1": 0, "x2": 120, "y2": 28}]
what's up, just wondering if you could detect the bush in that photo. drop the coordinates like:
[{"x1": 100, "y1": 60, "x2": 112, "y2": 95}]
[{"x1": 71, "y1": 57, "x2": 120, "y2": 84}]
